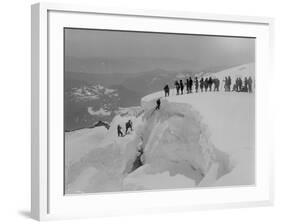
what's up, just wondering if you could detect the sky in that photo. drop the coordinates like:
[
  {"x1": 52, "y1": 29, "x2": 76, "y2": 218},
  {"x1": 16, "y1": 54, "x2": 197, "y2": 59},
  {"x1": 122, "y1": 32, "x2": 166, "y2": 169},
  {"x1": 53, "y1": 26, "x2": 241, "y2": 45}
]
[{"x1": 65, "y1": 28, "x2": 255, "y2": 74}]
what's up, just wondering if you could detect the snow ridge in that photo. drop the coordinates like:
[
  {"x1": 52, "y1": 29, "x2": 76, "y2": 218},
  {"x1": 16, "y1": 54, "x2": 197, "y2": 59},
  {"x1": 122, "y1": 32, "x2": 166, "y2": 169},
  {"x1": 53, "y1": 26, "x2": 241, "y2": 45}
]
[
  {"x1": 65, "y1": 95, "x2": 233, "y2": 193},
  {"x1": 135, "y1": 99, "x2": 231, "y2": 185}
]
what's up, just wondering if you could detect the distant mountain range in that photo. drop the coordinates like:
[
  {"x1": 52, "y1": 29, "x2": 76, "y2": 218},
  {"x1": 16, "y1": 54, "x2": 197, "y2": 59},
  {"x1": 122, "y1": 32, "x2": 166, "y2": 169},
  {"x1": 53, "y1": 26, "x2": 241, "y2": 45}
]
[
  {"x1": 64, "y1": 69, "x2": 193, "y2": 131},
  {"x1": 64, "y1": 84, "x2": 142, "y2": 131}
]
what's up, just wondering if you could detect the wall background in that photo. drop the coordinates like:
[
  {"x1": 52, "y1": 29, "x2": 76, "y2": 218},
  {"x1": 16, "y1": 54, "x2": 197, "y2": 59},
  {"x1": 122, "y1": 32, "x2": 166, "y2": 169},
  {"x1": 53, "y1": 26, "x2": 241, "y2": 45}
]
[{"x1": 0, "y1": 0, "x2": 279, "y2": 223}]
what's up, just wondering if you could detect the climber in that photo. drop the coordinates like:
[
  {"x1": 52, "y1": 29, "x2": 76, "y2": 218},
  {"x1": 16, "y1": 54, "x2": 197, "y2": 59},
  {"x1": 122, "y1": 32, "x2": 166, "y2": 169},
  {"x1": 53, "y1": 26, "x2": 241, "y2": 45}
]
[
  {"x1": 125, "y1": 120, "x2": 133, "y2": 134},
  {"x1": 163, "y1": 84, "x2": 170, "y2": 97},
  {"x1": 155, "y1": 98, "x2": 161, "y2": 110},
  {"x1": 174, "y1": 80, "x2": 180, "y2": 95},
  {"x1": 117, "y1": 124, "x2": 123, "y2": 137},
  {"x1": 194, "y1": 77, "x2": 199, "y2": 93},
  {"x1": 199, "y1": 77, "x2": 204, "y2": 92},
  {"x1": 179, "y1": 80, "x2": 184, "y2": 95},
  {"x1": 248, "y1": 76, "x2": 253, "y2": 93},
  {"x1": 189, "y1": 77, "x2": 193, "y2": 93}
]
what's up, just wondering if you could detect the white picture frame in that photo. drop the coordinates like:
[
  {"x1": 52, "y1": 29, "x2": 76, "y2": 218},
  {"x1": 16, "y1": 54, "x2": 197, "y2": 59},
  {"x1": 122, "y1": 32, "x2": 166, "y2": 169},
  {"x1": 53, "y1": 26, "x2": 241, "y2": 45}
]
[{"x1": 31, "y1": 2, "x2": 274, "y2": 221}]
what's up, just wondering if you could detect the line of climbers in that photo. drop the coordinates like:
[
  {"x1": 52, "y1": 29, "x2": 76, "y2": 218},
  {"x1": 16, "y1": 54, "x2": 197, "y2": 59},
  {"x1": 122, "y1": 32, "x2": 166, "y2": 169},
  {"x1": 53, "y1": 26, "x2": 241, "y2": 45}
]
[
  {"x1": 226, "y1": 76, "x2": 253, "y2": 92},
  {"x1": 116, "y1": 76, "x2": 254, "y2": 137},
  {"x1": 163, "y1": 76, "x2": 253, "y2": 97}
]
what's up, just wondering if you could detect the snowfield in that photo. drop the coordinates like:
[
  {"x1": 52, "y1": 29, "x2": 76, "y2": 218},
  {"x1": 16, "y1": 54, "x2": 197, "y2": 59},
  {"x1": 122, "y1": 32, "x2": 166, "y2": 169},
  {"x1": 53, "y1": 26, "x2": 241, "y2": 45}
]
[
  {"x1": 65, "y1": 88, "x2": 255, "y2": 194},
  {"x1": 142, "y1": 91, "x2": 255, "y2": 187}
]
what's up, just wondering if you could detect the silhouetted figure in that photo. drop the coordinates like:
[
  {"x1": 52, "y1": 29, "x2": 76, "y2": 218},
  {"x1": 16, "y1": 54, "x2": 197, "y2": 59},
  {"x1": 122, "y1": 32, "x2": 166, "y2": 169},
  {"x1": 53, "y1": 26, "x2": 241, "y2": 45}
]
[
  {"x1": 117, "y1": 125, "x2": 123, "y2": 137},
  {"x1": 204, "y1": 78, "x2": 208, "y2": 92},
  {"x1": 235, "y1": 78, "x2": 239, "y2": 91},
  {"x1": 243, "y1": 77, "x2": 248, "y2": 92},
  {"x1": 179, "y1": 80, "x2": 184, "y2": 95},
  {"x1": 236, "y1": 78, "x2": 239, "y2": 91},
  {"x1": 234, "y1": 78, "x2": 239, "y2": 92},
  {"x1": 248, "y1": 76, "x2": 253, "y2": 93},
  {"x1": 213, "y1": 78, "x2": 220, "y2": 91},
  {"x1": 208, "y1": 77, "x2": 213, "y2": 91},
  {"x1": 200, "y1": 78, "x2": 204, "y2": 92},
  {"x1": 164, "y1": 84, "x2": 170, "y2": 97},
  {"x1": 189, "y1": 77, "x2": 193, "y2": 93},
  {"x1": 224, "y1": 77, "x2": 228, "y2": 91},
  {"x1": 238, "y1": 78, "x2": 243, "y2": 92},
  {"x1": 195, "y1": 77, "x2": 199, "y2": 93},
  {"x1": 228, "y1": 76, "x2": 232, "y2": 91},
  {"x1": 185, "y1": 78, "x2": 190, "y2": 93},
  {"x1": 155, "y1": 98, "x2": 161, "y2": 110},
  {"x1": 125, "y1": 120, "x2": 133, "y2": 134},
  {"x1": 175, "y1": 80, "x2": 180, "y2": 95}
]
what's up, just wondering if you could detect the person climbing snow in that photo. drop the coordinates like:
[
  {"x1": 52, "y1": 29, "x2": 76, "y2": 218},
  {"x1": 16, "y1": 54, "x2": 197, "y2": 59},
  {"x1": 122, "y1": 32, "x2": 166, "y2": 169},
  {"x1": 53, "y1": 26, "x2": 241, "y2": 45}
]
[
  {"x1": 238, "y1": 77, "x2": 243, "y2": 92},
  {"x1": 189, "y1": 77, "x2": 193, "y2": 93},
  {"x1": 174, "y1": 80, "x2": 180, "y2": 95},
  {"x1": 248, "y1": 76, "x2": 253, "y2": 93},
  {"x1": 185, "y1": 78, "x2": 190, "y2": 93},
  {"x1": 224, "y1": 76, "x2": 228, "y2": 91},
  {"x1": 213, "y1": 78, "x2": 220, "y2": 91},
  {"x1": 204, "y1": 77, "x2": 208, "y2": 92},
  {"x1": 194, "y1": 77, "x2": 199, "y2": 93},
  {"x1": 125, "y1": 120, "x2": 133, "y2": 134},
  {"x1": 208, "y1": 77, "x2": 213, "y2": 91},
  {"x1": 243, "y1": 77, "x2": 248, "y2": 92},
  {"x1": 163, "y1": 84, "x2": 170, "y2": 97},
  {"x1": 150, "y1": 98, "x2": 162, "y2": 116},
  {"x1": 228, "y1": 76, "x2": 232, "y2": 91},
  {"x1": 179, "y1": 80, "x2": 184, "y2": 95},
  {"x1": 178, "y1": 80, "x2": 183, "y2": 95},
  {"x1": 117, "y1": 124, "x2": 123, "y2": 137},
  {"x1": 155, "y1": 98, "x2": 161, "y2": 110},
  {"x1": 200, "y1": 77, "x2": 204, "y2": 92}
]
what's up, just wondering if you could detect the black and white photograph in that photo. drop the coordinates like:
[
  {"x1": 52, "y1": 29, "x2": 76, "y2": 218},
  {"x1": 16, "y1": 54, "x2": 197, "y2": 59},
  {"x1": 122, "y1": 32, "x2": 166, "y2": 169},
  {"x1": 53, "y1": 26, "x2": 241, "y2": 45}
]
[{"x1": 64, "y1": 28, "x2": 255, "y2": 194}]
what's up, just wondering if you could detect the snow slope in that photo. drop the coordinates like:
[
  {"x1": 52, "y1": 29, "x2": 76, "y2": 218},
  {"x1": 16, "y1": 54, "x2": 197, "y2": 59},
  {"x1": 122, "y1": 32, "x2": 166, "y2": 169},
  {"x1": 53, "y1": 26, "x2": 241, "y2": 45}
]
[
  {"x1": 65, "y1": 87, "x2": 254, "y2": 193},
  {"x1": 65, "y1": 126, "x2": 108, "y2": 166},
  {"x1": 142, "y1": 91, "x2": 255, "y2": 187},
  {"x1": 65, "y1": 62, "x2": 255, "y2": 193}
]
